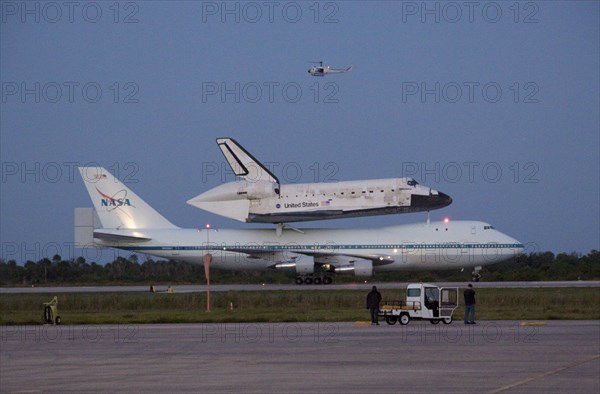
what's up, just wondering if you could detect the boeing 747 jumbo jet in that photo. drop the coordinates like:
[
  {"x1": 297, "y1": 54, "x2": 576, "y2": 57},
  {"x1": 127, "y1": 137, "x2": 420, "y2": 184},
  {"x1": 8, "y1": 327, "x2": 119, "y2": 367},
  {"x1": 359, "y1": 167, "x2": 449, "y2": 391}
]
[
  {"x1": 76, "y1": 167, "x2": 524, "y2": 284},
  {"x1": 187, "y1": 138, "x2": 452, "y2": 229}
]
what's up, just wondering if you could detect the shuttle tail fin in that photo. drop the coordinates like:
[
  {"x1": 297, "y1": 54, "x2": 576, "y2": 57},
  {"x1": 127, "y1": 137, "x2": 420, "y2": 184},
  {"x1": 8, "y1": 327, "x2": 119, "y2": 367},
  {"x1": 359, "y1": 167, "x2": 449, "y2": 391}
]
[
  {"x1": 216, "y1": 138, "x2": 280, "y2": 185},
  {"x1": 78, "y1": 167, "x2": 179, "y2": 230}
]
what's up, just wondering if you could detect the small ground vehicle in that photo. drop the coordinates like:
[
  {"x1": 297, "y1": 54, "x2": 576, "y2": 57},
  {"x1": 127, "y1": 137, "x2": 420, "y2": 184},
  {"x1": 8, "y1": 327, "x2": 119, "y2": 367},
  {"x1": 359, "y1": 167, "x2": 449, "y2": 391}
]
[
  {"x1": 42, "y1": 296, "x2": 61, "y2": 325},
  {"x1": 379, "y1": 283, "x2": 458, "y2": 325}
]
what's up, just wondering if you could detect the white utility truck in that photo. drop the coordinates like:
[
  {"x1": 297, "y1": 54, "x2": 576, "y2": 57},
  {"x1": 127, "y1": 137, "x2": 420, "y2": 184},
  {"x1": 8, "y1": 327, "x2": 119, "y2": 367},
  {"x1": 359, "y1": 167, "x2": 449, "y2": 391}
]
[{"x1": 379, "y1": 283, "x2": 459, "y2": 325}]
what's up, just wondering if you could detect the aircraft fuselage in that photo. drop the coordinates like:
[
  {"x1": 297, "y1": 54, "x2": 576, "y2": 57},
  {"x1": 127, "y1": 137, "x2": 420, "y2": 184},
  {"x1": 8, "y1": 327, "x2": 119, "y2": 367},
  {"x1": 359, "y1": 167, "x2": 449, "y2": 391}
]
[{"x1": 93, "y1": 220, "x2": 522, "y2": 273}]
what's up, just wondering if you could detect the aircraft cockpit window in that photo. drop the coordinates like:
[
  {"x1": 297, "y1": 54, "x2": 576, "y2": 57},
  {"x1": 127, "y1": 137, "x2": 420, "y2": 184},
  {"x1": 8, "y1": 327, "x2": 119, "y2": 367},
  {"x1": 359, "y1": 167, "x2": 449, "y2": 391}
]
[
  {"x1": 407, "y1": 179, "x2": 418, "y2": 186},
  {"x1": 484, "y1": 225, "x2": 495, "y2": 230}
]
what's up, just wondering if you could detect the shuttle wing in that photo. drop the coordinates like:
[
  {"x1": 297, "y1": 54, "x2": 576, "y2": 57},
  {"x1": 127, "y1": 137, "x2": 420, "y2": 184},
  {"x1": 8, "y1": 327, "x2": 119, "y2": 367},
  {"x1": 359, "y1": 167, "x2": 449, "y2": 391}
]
[{"x1": 217, "y1": 138, "x2": 279, "y2": 185}]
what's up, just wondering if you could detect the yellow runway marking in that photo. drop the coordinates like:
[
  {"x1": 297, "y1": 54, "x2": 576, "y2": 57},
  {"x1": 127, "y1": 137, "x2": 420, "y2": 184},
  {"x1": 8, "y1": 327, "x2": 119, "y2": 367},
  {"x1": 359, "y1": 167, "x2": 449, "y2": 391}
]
[{"x1": 520, "y1": 321, "x2": 546, "y2": 327}]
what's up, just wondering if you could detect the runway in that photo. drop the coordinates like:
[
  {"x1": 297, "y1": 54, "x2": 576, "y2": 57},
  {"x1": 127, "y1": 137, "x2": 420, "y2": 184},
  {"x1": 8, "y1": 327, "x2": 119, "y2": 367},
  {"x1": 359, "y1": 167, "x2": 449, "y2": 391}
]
[
  {"x1": 1, "y1": 281, "x2": 599, "y2": 294},
  {"x1": 1, "y1": 321, "x2": 598, "y2": 393}
]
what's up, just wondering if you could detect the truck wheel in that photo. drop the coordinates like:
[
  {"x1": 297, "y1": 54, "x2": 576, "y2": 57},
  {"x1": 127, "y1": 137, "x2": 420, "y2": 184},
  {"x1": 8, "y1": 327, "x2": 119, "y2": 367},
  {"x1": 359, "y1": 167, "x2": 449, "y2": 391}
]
[
  {"x1": 304, "y1": 277, "x2": 313, "y2": 285},
  {"x1": 399, "y1": 313, "x2": 410, "y2": 325},
  {"x1": 323, "y1": 276, "x2": 333, "y2": 285},
  {"x1": 443, "y1": 317, "x2": 453, "y2": 324},
  {"x1": 430, "y1": 319, "x2": 440, "y2": 324},
  {"x1": 313, "y1": 277, "x2": 322, "y2": 285},
  {"x1": 295, "y1": 277, "x2": 304, "y2": 285},
  {"x1": 385, "y1": 316, "x2": 397, "y2": 325}
]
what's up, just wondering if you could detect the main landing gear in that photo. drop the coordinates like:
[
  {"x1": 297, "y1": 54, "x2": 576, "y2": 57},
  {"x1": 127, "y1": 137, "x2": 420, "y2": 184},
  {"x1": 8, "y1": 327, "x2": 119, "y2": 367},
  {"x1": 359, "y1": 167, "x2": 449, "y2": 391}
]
[
  {"x1": 471, "y1": 266, "x2": 482, "y2": 282},
  {"x1": 295, "y1": 274, "x2": 333, "y2": 285}
]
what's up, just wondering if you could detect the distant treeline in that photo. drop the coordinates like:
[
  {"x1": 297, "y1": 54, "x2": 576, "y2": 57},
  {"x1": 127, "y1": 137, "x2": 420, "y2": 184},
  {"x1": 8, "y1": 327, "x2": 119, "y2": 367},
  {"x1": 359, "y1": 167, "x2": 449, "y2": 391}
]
[{"x1": 0, "y1": 250, "x2": 598, "y2": 286}]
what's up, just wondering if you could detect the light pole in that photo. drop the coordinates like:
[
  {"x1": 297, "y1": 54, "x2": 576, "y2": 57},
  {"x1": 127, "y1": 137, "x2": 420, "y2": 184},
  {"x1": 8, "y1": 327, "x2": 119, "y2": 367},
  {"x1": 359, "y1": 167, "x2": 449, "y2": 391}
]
[{"x1": 204, "y1": 224, "x2": 212, "y2": 312}]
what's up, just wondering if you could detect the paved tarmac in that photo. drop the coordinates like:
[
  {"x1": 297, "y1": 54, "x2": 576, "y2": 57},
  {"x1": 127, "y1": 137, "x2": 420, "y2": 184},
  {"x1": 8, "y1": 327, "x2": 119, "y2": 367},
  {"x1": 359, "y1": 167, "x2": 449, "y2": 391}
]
[
  {"x1": 1, "y1": 281, "x2": 599, "y2": 294},
  {"x1": 1, "y1": 321, "x2": 598, "y2": 393}
]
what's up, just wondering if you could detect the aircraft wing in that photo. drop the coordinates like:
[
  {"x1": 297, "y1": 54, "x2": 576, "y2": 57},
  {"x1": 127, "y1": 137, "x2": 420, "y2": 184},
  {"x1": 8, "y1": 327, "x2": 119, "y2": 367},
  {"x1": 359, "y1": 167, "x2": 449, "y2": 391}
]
[{"x1": 221, "y1": 246, "x2": 394, "y2": 267}]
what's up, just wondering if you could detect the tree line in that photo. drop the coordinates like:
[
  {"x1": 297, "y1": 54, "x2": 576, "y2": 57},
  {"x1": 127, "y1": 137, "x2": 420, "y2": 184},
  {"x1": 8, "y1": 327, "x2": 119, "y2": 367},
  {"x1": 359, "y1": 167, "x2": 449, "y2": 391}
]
[{"x1": 0, "y1": 250, "x2": 598, "y2": 286}]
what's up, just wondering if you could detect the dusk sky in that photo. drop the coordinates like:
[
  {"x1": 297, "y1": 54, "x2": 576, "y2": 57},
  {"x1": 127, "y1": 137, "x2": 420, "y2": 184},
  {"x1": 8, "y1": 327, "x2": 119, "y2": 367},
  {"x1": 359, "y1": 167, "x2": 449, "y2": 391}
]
[{"x1": 1, "y1": 1, "x2": 598, "y2": 264}]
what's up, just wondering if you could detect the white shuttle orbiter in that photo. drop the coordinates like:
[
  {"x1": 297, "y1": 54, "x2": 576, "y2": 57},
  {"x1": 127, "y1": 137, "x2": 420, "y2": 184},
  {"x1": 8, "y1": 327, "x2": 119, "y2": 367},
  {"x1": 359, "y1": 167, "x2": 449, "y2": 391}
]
[{"x1": 187, "y1": 138, "x2": 452, "y2": 224}]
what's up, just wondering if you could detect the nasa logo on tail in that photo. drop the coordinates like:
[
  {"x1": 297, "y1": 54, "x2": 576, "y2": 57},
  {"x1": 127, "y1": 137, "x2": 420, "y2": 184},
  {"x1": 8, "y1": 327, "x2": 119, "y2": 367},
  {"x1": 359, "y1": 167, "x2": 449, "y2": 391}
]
[{"x1": 95, "y1": 187, "x2": 135, "y2": 208}]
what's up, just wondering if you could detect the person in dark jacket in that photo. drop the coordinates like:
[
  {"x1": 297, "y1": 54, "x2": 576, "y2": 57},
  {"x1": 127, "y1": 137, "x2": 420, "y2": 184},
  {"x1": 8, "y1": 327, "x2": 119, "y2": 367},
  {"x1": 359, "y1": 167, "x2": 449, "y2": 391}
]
[
  {"x1": 464, "y1": 284, "x2": 476, "y2": 324},
  {"x1": 366, "y1": 286, "x2": 382, "y2": 325}
]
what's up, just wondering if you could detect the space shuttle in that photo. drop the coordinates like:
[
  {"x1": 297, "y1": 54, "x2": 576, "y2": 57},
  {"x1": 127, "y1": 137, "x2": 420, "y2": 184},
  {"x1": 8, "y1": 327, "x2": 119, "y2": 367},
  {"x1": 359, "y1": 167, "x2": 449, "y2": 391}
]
[{"x1": 187, "y1": 138, "x2": 452, "y2": 224}]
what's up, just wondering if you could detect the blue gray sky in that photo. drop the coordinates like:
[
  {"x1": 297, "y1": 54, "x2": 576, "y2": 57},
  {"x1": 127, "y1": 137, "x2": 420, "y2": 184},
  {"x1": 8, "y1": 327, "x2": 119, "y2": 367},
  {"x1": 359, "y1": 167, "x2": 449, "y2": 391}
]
[{"x1": 1, "y1": 1, "x2": 599, "y2": 263}]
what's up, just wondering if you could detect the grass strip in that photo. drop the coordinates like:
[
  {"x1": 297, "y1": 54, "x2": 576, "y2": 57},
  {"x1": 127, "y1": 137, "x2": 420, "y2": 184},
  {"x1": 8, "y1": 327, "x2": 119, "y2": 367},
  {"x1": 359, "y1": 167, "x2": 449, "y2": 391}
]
[{"x1": 1, "y1": 288, "x2": 598, "y2": 325}]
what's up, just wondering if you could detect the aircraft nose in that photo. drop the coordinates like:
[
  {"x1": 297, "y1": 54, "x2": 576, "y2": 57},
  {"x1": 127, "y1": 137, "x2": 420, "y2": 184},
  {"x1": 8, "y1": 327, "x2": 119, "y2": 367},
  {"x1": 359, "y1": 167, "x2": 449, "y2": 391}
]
[
  {"x1": 438, "y1": 192, "x2": 452, "y2": 207},
  {"x1": 428, "y1": 191, "x2": 452, "y2": 209},
  {"x1": 410, "y1": 191, "x2": 453, "y2": 210}
]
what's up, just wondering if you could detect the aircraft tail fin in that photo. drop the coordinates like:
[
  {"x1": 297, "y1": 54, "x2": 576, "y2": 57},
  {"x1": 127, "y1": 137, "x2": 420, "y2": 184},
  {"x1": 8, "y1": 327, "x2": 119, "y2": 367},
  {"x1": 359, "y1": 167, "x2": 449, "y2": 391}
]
[
  {"x1": 216, "y1": 138, "x2": 279, "y2": 185},
  {"x1": 78, "y1": 167, "x2": 179, "y2": 230}
]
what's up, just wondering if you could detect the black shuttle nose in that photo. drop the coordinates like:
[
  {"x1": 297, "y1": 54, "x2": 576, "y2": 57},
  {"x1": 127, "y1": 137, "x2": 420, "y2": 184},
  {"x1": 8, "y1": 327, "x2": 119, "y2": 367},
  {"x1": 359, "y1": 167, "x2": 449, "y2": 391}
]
[
  {"x1": 410, "y1": 191, "x2": 453, "y2": 210},
  {"x1": 438, "y1": 192, "x2": 452, "y2": 207}
]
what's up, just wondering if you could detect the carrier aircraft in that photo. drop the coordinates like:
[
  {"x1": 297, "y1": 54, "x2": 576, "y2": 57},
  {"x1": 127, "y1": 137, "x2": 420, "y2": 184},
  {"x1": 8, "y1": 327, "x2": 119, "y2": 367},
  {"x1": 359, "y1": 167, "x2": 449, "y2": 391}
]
[
  {"x1": 76, "y1": 167, "x2": 524, "y2": 284},
  {"x1": 187, "y1": 138, "x2": 452, "y2": 231}
]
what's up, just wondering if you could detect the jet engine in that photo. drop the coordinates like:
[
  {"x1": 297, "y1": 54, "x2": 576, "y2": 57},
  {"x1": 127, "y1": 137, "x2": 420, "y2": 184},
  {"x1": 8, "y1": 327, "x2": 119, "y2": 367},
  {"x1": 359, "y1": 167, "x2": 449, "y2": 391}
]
[
  {"x1": 334, "y1": 259, "x2": 373, "y2": 276},
  {"x1": 273, "y1": 254, "x2": 314, "y2": 274}
]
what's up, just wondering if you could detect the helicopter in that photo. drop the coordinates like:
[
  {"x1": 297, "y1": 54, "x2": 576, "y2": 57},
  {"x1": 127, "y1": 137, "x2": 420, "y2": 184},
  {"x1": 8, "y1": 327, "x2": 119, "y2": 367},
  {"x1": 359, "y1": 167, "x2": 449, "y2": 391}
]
[{"x1": 307, "y1": 61, "x2": 353, "y2": 77}]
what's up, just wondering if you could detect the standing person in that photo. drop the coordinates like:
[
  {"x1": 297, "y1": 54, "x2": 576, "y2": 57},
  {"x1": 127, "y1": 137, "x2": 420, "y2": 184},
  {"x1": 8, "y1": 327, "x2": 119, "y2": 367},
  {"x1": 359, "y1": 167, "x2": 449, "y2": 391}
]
[
  {"x1": 464, "y1": 283, "x2": 476, "y2": 324},
  {"x1": 366, "y1": 285, "x2": 382, "y2": 325}
]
